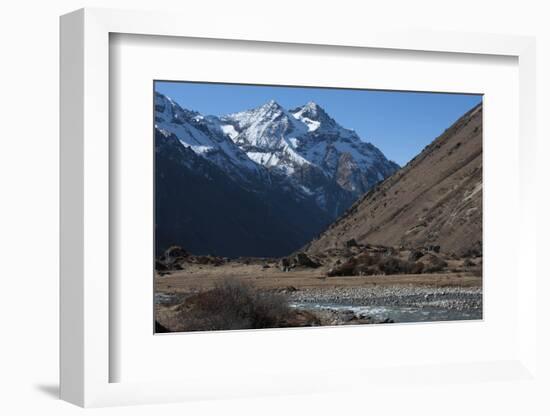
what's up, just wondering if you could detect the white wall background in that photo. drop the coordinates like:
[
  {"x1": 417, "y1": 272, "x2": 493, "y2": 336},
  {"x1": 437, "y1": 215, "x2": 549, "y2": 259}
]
[{"x1": 0, "y1": 0, "x2": 548, "y2": 415}]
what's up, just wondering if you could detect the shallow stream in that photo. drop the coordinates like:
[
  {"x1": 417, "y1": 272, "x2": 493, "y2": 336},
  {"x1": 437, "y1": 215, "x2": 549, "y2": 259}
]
[{"x1": 290, "y1": 301, "x2": 482, "y2": 323}]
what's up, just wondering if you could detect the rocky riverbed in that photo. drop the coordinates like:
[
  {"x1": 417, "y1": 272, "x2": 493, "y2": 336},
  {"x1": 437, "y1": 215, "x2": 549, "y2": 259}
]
[
  {"x1": 156, "y1": 283, "x2": 482, "y2": 330},
  {"x1": 287, "y1": 285, "x2": 482, "y2": 324}
]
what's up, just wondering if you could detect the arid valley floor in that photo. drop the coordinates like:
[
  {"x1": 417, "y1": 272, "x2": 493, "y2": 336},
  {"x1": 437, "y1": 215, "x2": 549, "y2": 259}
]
[{"x1": 155, "y1": 246, "x2": 482, "y2": 332}]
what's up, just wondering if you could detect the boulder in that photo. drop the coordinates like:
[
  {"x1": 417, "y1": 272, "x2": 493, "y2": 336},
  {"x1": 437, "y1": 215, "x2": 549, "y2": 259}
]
[
  {"x1": 292, "y1": 252, "x2": 320, "y2": 268},
  {"x1": 425, "y1": 244, "x2": 441, "y2": 253},
  {"x1": 164, "y1": 246, "x2": 189, "y2": 258},
  {"x1": 384, "y1": 246, "x2": 398, "y2": 256},
  {"x1": 408, "y1": 249, "x2": 425, "y2": 262},
  {"x1": 281, "y1": 252, "x2": 320, "y2": 270},
  {"x1": 327, "y1": 259, "x2": 357, "y2": 276},
  {"x1": 194, "y1": 255, "x2": 224, "y2": 266},
  {"x1": 155, "y1": 260, "x2": 169, "y2": 271},
  {"x1": 410, "y1": 261, "x2": 425, "y2": 274},
  {"x1": 419, "y1": 253, "x2": 448, "y2": 273},
  {"x1": 345, "y1": 238, "x2": 359, "y2": 248},
  {"x1": 462, "y1": 258, "x2": 475, "y2": 267},
  {"x1": 279, "y1": 257, "x2": 291, "y2": 272},
  {"x1": 155, "y1": 321, "x2": 170, "y2": 333}
]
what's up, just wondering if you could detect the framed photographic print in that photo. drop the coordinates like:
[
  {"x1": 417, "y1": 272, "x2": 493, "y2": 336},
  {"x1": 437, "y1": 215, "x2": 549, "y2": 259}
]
[
  {"x1": 60, "y1": 7, "x2": 539, "y2": 408},
  {"x1": 153, "y1": 81, "x2": 483, "y2": 333}
]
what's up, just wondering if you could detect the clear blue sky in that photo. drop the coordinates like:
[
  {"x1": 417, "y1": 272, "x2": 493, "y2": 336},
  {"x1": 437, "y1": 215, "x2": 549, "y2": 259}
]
[{"x1": 155, "y1": 81, "x2": 482, "y2": 166}]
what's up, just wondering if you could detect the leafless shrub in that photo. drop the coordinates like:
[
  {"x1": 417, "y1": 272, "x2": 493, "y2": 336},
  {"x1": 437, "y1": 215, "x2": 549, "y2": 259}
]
[
  {"x1": 327, "y1": 258, "x2": 357, "y2": 276},
  {"x1": 378, "y1": 257, "x2": 403, "y2": 274},
  {"x1": 408, "y1": 261, "x2": 425, "y2": 274},
  {"x1": 378, "y1": 256, "x2": 422, "y2": 275},
  {"x1": 328, "y1": 254, "x2": 422, "y2": 276},
  {"x1": 422, "y1": 256, "x2": 448, "y2": 273},
  {"x1": 356, "y1": 252, "x2": 381, "y2": 266},
  {"x1": 471, "y1": 266, "x2": 482, "y2": 277},
  {"x1": 180, "y1": 278, "x2": 292, "y2": 331}
]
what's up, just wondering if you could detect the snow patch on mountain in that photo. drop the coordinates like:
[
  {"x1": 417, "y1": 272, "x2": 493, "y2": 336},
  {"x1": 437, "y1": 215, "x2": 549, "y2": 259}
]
[{"x1": 220, "y1": 124, "x2": 239, "y2": 140}]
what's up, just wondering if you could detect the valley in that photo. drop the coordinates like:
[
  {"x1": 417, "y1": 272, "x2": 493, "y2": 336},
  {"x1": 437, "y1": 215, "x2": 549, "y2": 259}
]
[
  {"x1": 153, "y1": 89, "x2": 483, "y2": 333},
  {"x1": 154, "y1": 246, "x2": 482, "y2": 332}
]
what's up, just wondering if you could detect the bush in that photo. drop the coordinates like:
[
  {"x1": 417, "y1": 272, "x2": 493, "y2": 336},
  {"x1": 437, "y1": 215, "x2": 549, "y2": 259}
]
[
  {"x1": 421, "y1": 254, "x2": 448, "y2": 273},
  {"x1": 356, "y1": 252, "x2": 381, "y2": 266},
  {"x1": 180, "y1": 279, "x2": 292, "y2": 331},
  {"x1": 471, "y1": 266, "x2": 482, "y2": 277},
  {"x1": 354, "y1": 264, "x2": 379, "y2": 276},
  {"x1": 408, "y1": 250, "x2": 424, "y2": 262},
  {"x1": 378, "y1": 257, "x2": 403, "y2": 274},
  {"x1": 408, "y1": 261, "x2": 425, "y2": 274},
  {"x1": 327, "y1": 258, "x2": 357, "y2": 276},
  {"x1": 378, "y1": 256, "x2": 420, "y2": 275},
  {"x1": 327, "y1": 254, "x2": 422, "y2": 276}
]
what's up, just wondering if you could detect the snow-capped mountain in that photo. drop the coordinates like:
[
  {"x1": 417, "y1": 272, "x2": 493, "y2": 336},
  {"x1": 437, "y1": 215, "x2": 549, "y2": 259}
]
[
  {"x1": 290, "y1": 101, "x2": 400, "y2": 190},
  {"x1": 220, "y1": 99, "x2": 399, "y2": 215},
  {"x1": 155, "y1": 92, "x2": 262, "y2": 184},
  {"x1": 154, "y1": 92, "x2": 399, "y2": 246}
]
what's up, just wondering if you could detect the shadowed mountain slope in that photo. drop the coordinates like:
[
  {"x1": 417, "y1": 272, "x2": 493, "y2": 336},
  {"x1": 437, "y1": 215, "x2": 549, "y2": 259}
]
[{"x1": 155, "y1": 129, "x2": 331, "y2": 257}]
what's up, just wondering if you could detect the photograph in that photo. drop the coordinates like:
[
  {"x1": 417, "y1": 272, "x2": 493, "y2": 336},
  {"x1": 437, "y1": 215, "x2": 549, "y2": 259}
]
[{"x1": 153, "y1": 81, "x2": 483, "y2": 333}]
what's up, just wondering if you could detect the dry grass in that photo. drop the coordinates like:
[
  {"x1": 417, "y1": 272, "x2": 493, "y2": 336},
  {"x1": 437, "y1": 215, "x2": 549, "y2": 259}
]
[{"x1": 155, "y1": 262, "x2": 482, "y2": 295}]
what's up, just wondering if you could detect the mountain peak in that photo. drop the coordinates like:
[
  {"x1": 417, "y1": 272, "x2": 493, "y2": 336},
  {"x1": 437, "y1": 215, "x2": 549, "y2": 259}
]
[
  {"x1": 291, "y1": 101, "x2": 340, "y2": 133},
  {"x1": 222, "y1": 99, "x2": 286, "y2": 130},
  {"x1": 155, "y1": 91, "x2": 201, "y2": 122},
  {"x1": 295, "y1": 101, "x2": 331, "y2": 120},
  {"x1": 304, "y1": 100, "x2": 321, "y2": 110},
  {"x1": 260, "y1": 99, "x2": 284, "y2": 111}
]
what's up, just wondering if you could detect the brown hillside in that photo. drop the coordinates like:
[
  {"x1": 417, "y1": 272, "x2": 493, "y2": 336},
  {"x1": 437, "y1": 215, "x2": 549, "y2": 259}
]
[{"x1": 306, "y1": 104, "x2": 482, "y2": 257}]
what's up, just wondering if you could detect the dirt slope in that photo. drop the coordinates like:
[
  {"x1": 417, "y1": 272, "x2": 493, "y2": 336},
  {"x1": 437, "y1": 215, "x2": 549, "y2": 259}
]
[{"x1": 306, "y1": 104, "x2": 482, "y2": 256}]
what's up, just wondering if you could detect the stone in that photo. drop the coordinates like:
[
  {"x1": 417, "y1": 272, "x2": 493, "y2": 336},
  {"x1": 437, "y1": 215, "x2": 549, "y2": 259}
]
[
  {"x1": 279, "y1": 257, "x2": 291, "y2": 272},
  {"x1": 345, "y1": 238, "x2": 359, "y2": 248},
  {"x1": 155, "y1": 260, "x2": 169, "y2": 271},
  {"x1": 288, "y1": 252, "x2": 320, "y2": 268},
  {"x1": 408, "y1": 249, "x2": 424, "y2": 262},
  {"x1": 164, "y1": 245, "x2": 189, "y2": 258}
]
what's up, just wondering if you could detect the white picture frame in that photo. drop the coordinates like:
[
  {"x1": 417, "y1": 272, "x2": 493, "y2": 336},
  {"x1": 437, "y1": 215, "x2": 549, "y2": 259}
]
[{"x1": 60, "y1": 7, "x2": 538, "y2": 408}]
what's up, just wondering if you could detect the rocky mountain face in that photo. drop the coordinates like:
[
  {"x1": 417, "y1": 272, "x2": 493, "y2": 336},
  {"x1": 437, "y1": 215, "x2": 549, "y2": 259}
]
[
  {"x1": 221, "y1": 100, "x2": 399, "y2": 217},
  {"x1": 154, "y1": 92, "x2": 399, "y2": 257},
  {"x1": 306, "y1": 104, "x2": 483, "y2": 257}
]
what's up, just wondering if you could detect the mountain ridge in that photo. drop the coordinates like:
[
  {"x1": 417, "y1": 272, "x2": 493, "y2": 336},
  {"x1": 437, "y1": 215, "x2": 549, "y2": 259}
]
[
  {"x1": 305, "y1": 103, "x2": 483, "y2": 257},
  {"x1": 155, "y1": 92, "x2": 399, "y2": 219}
]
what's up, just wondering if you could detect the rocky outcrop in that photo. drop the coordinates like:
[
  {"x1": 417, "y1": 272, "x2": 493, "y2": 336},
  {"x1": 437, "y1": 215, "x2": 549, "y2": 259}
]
[{"x1": 279, "y1": 252, "x2": 321, "y2": 271}]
